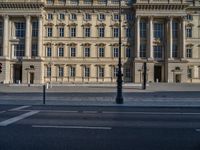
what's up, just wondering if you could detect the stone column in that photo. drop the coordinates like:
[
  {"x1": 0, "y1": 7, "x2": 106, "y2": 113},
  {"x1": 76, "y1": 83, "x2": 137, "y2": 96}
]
[
  {"x1": 135, "y1": 16, "x2": 140, "y2": 58},
  {"x1": 148, "y1": 16, "x2": 153, "y2": 59},
  {"x1": 38, "y1": 15, "x2": 43, "y2": 57},
  {"x1": 25, "y1": 16, "x2": 31, "y2": 58},
  {"x1": 181, "y1": 17, "x2": 186, "y2": 59},
  {"x1": 169, "y1": 17, "x2": 173, "y2": 59},
  {"x1": 3, "y1": 15, "x2": 9, "y2": 57}
]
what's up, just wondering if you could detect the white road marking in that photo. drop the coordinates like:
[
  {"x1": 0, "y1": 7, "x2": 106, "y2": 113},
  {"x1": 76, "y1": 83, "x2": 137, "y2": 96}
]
[
  {"x1": 0, "y1": 111, "x2": 39, "y2": 126},
  {"x1": 9, "y1": 106, "x2": 30, "y2": 111},
  {"x1": 195, "y1": 129, "x2": 200, "y2": 132},
  {"x1": 0, "y1": 111, "x2": 6, "y2": 114},
  {"x1": 102, "y1": 111, "x2": 200, "y2": 115},
  {"x1": 19, "y1": 110, "x2": 79, "y2": 113},
  {"x1": 32, "y1": 125, "x2": 112, "y2": 130}
]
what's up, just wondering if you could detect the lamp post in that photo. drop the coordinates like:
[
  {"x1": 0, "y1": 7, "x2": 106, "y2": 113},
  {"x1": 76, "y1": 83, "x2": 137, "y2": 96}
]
[{"x1": 116, "y1": 0, "x2": 123, "y2": 104}]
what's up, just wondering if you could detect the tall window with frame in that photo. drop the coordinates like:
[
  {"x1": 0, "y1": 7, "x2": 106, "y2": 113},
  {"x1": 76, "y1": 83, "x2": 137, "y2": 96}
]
[
  {"x1": 0, "y1": 22, "x2": 2, "y2": 37},
  {"x1": 47, "y1": 27, "x2": 53, "y2": 37},
  {"x1": 47, "y1": 66, "x2": 51, "y2": 77},
  {"x1": 172, "y1": 44, "x2": 178, "y2": 58},
  {"x1": 186, "y1": 27, "x2": 192, "y2": 38},
  {"x1": 84, "y1": 27, "x2": 91, "y2": 37},
  {"x1": 71, "y1": 13, "x2": 77, "y2": 20},
  {"x1": 47, "y1": 47, "x2": 52, "y2": 57},
  {"x1": 172, "y1": 21, "x2": 178, "y2": 39},
  {"x1": 154, "y1": 22, "x2": 163, "y2": 40},
  {"x1": 84, "y1": 0, "x2": 92, "y2": 4},
  {"x1": 47, "y1": 0, "x2": 53, "y2": 4},
  {"x1": 70, "y1": 47, "x2": 76, "y2": 57},
  {"x1": 59, "y1": 27, "x2": 64, "y2": 37},
  {"x1": 154, "y1": 45, "x2": 162, "y2": 59},
  {"x1": 99, "y1": 14, "x2": 105, "y2": 20},
  {"x1": 84, "y1": 66, "x2": 90, "y2": 78},
  {"x1": 15, "y1": 22, "x2": 25, "y2": 38},
  {"x1": 113, "y1": 27, "x2": 119, "y2": 38},
  {"x1": 140, "y1": 44, "x2": 146, "y2": 58},
  {"x1": 59, "y1": 13, "x2": 65, "y2": 20},
  {"x1": 85, "y1": 13, "x2": 91, "y2": 20},
  {"x1": 32, "y1": 44, "x2": 38, "y2": 57},
  {"x1": 98, "y1": 27, "x2": 105, "y2": 37},
  {"x1": 113, "y1": 47, "x2": 119, "y2": 58},
  {"x1": 98, "y1": 47, "x2": 105, "y2": 57},
  {"x1": 187, "y1": 68, "x2": 192, "y2": 78},
  {"x1": 47, "y1": 13, "x2": 53, "y2": 20},
  {"x1": 98, "y1": 0, "x2": 107, "y2": 4},
  {"x1": 98, "y1": 66, "x2": 104, "y2": 78},
  {"x1": 70, "y1": 27, "x2": 76, "y2": 37},
  {"x1": 84, "y1": 47, "x2": 90, "y2": 57},
  {"x1": 58, "y1": 47, "x2": 64, "y2": 57},
  {"x1": 186, "y1": 48, "x2": 192, "y2": 58},
  {"x1": 69, "y1": 66, "x2": 76, "y2": 77},
  {"x1": 113, "y1": 14, "x2": 119, "y2": 21},
  {"x1": 58, "y1": 66, "x2": 64, "y2": 77},
  {"x1": 32, "y1": 21, "x2": 38, "y2": 37},
  {"x1": 126, "y1": 28, "x2": 131, "y2": 38},
  {"x1": 14, "y1": 44, "x2": 25, "y2": 57},
  {"x1": 113, "y1": 67, "x2": 118, "y2": 78},
  {"x1": 125, "y1": 68, "x2": 131, "y2": 78},
  {"x1": 140, "y1": 21, "x2": 147, "y2": 38},
  {"x1": 126, "y1": 47, "x2": 131, "y2": 58}
]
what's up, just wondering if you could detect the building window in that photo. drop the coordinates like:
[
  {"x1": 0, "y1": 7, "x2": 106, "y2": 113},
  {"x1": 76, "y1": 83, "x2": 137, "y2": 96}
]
[
  {"x1": 47, "y1": 13, "x2": 53, "y2": 20},
  {"x1": 186, "y1": 27, "x2": 192, "y2": 38},
  {"x1": 85, "y1": 13, "x2": 91, "y2": 20},
  {"x1": 113, "y1": 47, "x2": 119, "y2": 57},
  {"x1": 186, "y1": 48, "x2": 192, "y2": 58},
  {"x1": 58, "y1": 47, "x2": 64, "y2": 57},
  {"x1": 126, "y1": 28, "x2": 131, "y2": 38},
  {"x1": 126, "y1": 48, "x2": 131, "y2": 58},
  {"x1": 32, "y1": 44, "x2": 38, "y2": 57},
  {"x1": 84, "y1": 67, "x2": 90, "y2": 77},
  {"x1": 113, "y1": 27, "x2": 119, "y2": 38},
  {"x1": 58, "y1": 66, "x2": 64, "y2": 77},
  {"x1": 113, "y1": 67, "x2": 118, "y2": 78},
  {"x1": 172, "y1": 21, "x2": 178, "y2": 39},
  {"x1": 69, "y1": 66, "x2": 76, "y2": 77},
  {"x1": 154, "y1": 45, "x2": 162, "y2": 59},
  {"x1": 70, "y1": 47, "x2": 76, "y2": 57},
  {"x1": 154, "y1": 23, "x2": 163, "y2": 40},
  {"x1": 98, "y1": 27, "x2": 105, "y2": 37},
  {"x1": 47, "y1": 66, "x2": 51, "y2": 77},
  {"x1": 0, "y1": 22, "x2": 3, "y2": 37},
  {"x1": 47, "y1": 47, "x2": 52, "y2": 57},
  {"x1": 71, "y1": 14, "x2": 77, "y2": 20},
  {"x1": 172, "y1": 44, "x2": 178, "y2": 58},
  {"x1": 84, "y1": 27, "x2": 90, "y2": 37},
  {"x1": 187, "y1": 68, "x2": 192, "y2": 78},
  {"x1": 70, "y1": 27, "x2": 76, "y2": 37},
  {"x1": 15, "y1": 22, "x2": 25, "y2": 38},
  {"x1": 98, "y1": 0, "x2": 107, "y2": 4},
  {"x1": 84, "y1": 0, "x2": 92, "y2": 4},
  {"x1": 113, "y1": 14, "x2": 119, "y2": 20},
  {"x1": 140, "y1": 21, "x2": 147, "y2": 38},
  {"x1": 125, "y1": 68, "x2": 131, "y2": 78},
  {"x1": 59, "y1": 13, "x2": 65, "y2": 20},
  {"x1": 126, "y1": 14, "x2": 133, "y2": 21},
  {"x1": 99, "y1": 14, "x2": 105, "y2": 20},
  {"x1": 58, "y1": 0, "x2": 65, "y2": 4},
  {"x1": 47, "y1": 0, "x2": 53, "y2": 4},
  {"x1": 186, "y1": 14, "x2": 193, "y2": 21},
  {"x1": 98, "y1": 66, "x2": 104, "y2": 78},
  {"x1": 111, "y1": 0, "x2": 119, "y2": 4},
  {"x1": 140, "y1": 44, "x2": 146, "y2": 58},
  {"x1": 59, "y1": 27, "x2": 64, "y2": 37},
  {"x1": 14, "y1": 44, "x2": 25, "y2": 57},
  {"x1": 32, "y1": 21, "x2": 38, "y2": 37},
  {"x1": 98, "y1": 47, "x2": 104, "y2": 57},
  {"x1": 47, "y1": 27, "x2": 53, "y2": 37},
  {"x1": 84, "y1": 47, "x2": 90, "y2": 57}
]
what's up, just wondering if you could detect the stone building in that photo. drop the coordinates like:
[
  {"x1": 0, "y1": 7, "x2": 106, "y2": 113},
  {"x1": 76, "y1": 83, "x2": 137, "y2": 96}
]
[{"x1": 0, "y1": 0, "x2": 199, "y2": 84}]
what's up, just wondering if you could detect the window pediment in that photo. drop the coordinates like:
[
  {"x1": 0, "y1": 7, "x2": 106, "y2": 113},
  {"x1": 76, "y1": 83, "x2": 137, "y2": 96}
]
[
  {"x1": 67, "y1": 43, "x2": 77, "y2": 46},
  {"x1": 96, "y1": 43, "x2": 106, "y2": 46}
]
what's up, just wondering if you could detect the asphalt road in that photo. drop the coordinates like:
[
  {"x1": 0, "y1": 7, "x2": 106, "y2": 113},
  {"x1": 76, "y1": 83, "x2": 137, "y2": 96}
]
[{"x1": 0, "y1": 105, "x2": 200, "y2": 150}]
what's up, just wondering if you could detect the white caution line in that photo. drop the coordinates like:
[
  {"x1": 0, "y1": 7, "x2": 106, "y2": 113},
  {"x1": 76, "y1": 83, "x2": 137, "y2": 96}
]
[
  {"x1": 0, "y1": 111, "x2": 39, "y2": 126},
  {"x1": 195, "y1": 129, "x2": 200, "y2": 132},
  {"x1": 102, "y1": 111, "x2": 200, "y2": 115},
  {"x1": 9, "y1": 105, "x2": 30, "y2": 111},
  {"x1": 19, "y1": 110, "x2": 79, "y2": 113},
  {"x1": 32, "y1": 125, "x2": 112, "y2": 130}
]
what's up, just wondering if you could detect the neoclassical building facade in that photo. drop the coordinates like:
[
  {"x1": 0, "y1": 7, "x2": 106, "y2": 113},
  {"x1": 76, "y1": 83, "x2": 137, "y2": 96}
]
[{"x1": 0, "y1": 0, "x2": 199, "y2": 84}]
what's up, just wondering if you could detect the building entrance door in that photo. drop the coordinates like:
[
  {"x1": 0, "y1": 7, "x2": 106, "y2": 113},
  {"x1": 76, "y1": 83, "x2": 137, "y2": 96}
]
[
  {"x1": 30, "y1": 73, "x2": 34, "y2": 84},
  {"x1": 154, "y1": 66, "x2": 162, "y2": 82},
  {"x1": 13, "y1": 64, "x2": 22, "y2": 84},
  {"x1": 175, "y1": 74, "x2": 181, "y2": 83}
]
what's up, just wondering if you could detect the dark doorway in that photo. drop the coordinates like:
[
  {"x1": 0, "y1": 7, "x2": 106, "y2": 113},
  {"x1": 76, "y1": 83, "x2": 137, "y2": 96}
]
[
  {"x1": 30, "y1": 72, "x2": 34, "y2": 84},
  {"x1": 154, "y1": 66, "x2": 162, "y2": 82},
  {"x1": 175, "y1": 74, "x2": 181, "y2": 83},
  {"x1": 13, "y1": 64, "x2": 22, "y2": 84}
]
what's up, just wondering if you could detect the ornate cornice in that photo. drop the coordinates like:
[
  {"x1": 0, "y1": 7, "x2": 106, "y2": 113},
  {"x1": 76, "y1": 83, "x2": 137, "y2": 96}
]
[{"x1": 0, "y1": 2, "x2": 44, "y2": 9}]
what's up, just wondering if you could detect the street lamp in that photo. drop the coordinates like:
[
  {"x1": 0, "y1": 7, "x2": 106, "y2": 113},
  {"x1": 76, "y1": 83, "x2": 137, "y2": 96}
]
[{"x1": 116, "y1": 0, "x2": 123, "y2": 104}]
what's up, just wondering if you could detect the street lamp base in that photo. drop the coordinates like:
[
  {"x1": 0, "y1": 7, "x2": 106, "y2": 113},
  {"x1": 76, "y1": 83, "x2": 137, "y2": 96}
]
[{"x1": 116, "y1": 97, "x2": 123, "y2": 104}]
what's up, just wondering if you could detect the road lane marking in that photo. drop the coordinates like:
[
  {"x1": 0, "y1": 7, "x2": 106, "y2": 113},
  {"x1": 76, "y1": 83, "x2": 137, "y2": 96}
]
[
  {"x1": 9, "y1": 106, "x2": 30, "y2": 111},
  {"x1": 18, "y1": 110, "x2": 79, "y2": 113},
  {"x1": 102, "y1": 111, "x2": 200, "y2": 115},
  {"x1": 195, "y1": 129, "x2": 200, "y2": 132},
  {"x1": 32, "y1": 125, "x2": 112, "y2": 130},
  {"x1": 0, "y1": 111, "x2": 6, "y2": 114},
  {"x1": 0, "y1": 111, "x2": 39, "y2": 126}
]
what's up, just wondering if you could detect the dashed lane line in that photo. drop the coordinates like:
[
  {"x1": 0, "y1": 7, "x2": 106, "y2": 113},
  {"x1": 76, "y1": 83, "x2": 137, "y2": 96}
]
[
  {"x1": 32, "y1": 125, "x2": 112, "y2": 130},
  {"x1": 9, "y1": 106, "x2": 30, "y2": 111},
  {"x1": 0, "y1": 111, "x2": 39, "y2": 126}
]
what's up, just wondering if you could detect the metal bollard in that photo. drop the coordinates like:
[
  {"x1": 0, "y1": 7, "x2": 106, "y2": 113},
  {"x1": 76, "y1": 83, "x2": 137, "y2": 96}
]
[
  {"x1": 43, "y1": 84, "x2": 46, "y2": 105},
  {"x1": 142, "y1": 62, "x2": 147, "y2": 90}
]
